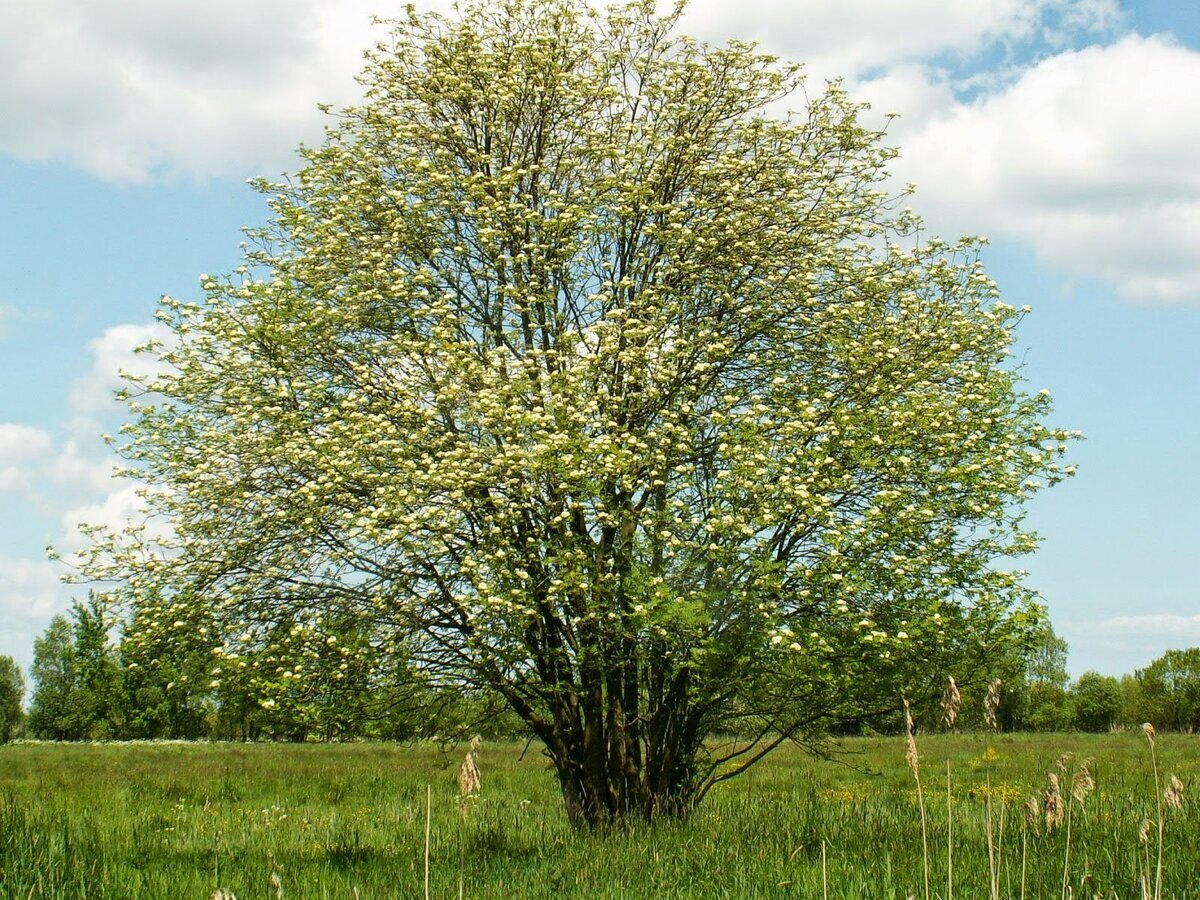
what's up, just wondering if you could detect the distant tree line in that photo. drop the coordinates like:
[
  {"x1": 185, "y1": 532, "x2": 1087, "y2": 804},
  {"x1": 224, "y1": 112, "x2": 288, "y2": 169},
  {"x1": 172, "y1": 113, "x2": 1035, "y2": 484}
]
[
  {"x1": 0, "y1": 594, "x2": 524, "y2": 743},
  {"x1": 3, "y1": 603, "x2": 1200, "y2": 743},
  {"x1": 900, "y1": 631, "x2": 1200, "y2": 736}
]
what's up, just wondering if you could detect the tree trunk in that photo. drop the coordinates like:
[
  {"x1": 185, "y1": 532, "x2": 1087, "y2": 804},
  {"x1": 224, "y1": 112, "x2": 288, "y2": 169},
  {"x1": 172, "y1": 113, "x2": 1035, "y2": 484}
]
[{"x1": 541, "y1": 664, "x2": 703, "y2": 829}]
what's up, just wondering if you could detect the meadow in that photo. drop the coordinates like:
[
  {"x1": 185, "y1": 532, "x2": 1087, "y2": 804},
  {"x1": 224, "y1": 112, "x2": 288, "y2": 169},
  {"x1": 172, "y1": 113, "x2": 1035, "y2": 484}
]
[{"x1": 1, "y1": 732, "x2": 1197, "y2": 899}]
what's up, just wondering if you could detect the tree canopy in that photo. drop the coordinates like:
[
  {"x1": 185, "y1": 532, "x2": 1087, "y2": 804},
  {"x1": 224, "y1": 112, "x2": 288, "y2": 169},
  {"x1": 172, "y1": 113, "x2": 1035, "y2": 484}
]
[
  {"x1": 73, "y1": 0, "x2": 1074, "y2": 825},
  {"x1": 0, "y1": 656, "x2": 23, "y2": 743},
  {"x1": 1137, "y1": 648, "x2": 1200, "y2": 733}
]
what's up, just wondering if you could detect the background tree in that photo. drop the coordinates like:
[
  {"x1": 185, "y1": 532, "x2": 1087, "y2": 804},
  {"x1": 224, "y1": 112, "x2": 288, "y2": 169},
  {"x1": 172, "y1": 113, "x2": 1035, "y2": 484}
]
[
  {"x1": 75, "y1": 0, "x2": 1074, "y2": 825},
  {"x1": 28, "y1": 599, "x2": 126, "y2": 740},
  {"x1": 1116, "y1": 672, "x2": 1144, "y2": 727},
  {"x1": 28, "y1": 615, "x2": 82, "y2": 739},
  {"x1": 1070, "y1": 671, "x2": 1120, "y2": 732},
  {"x1": 1012, "y1": 623, "x2": 1072, "y2": 731},
  {"x1": 1137, "y1": 648, "x2": 1200, "y2": 732},
  {"x1": 70, "y1": 595, "x2": 126, "y2": 739},
  {"x1": 119, "y1": 599, "x2": 215, "y2": 739},
  {"x1": 0, "y1": 655, "x2": 24, "y2": 743}
]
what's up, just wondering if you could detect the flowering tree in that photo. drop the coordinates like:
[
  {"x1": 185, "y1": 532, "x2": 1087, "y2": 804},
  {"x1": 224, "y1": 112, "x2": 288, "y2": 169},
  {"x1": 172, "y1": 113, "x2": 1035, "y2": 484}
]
[{"x1": 74, "y1": 0, "x2": 1074, "y2": 826}]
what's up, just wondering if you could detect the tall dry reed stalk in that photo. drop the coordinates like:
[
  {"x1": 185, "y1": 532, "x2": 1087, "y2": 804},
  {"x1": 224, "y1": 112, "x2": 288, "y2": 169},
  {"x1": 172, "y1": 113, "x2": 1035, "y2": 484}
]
[
  {"x1": 903, "y1": 698, "x2": 930, "y2": 900},
  {"x1": 1139, "y1": 816, "x2": 1154, "y2": 900},
  {"x1": 946, "y1": 759, "x2": 954, "y2": 900},
  {"x1": 425, "y1": 784, "x2": 432, "y2": 900},
  {"x1": 941, "y1": 677, "x2": 961, "y2": 900},
  {"x1": 1044, "y1": 772, "x2": 1065, "y2": 831},
  {"x1": 983, "y1": 680, "x2": 1001, "y2": 730},
  {"x1": 1060, "y1": 761, "x2": 1095, "y2": 899},
  {"x1": 983, "y1": 680, "x2": 1002, "y2": 900},
  {"x1": 1144, "y1": 723, "x2": 1164, "y2": 900},
  {"x1": 1022, "y1": 794, "x2": 1040, "y2": 900}
]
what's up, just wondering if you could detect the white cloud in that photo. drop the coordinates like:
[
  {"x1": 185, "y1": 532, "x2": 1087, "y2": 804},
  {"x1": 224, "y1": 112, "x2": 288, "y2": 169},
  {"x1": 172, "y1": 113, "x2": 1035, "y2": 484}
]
[
  {"x1": 682, "y1": 0, "x2": 1119, "y2": 80},
  {"x1": 0, "y1": 0, "x2": 1195, "y2": 307},
  {"x1": 1094, "y1": 613, "x2": 1200, "y2": 640},
  {"x1": 0, "y1": 320, "x2": 177, "y2": 671},
  {"x1": 58, "y1": 484, "x2": 153, "y2": 555},
  {"x1": 1, "y1": 0, "x2": 1118, "y2": 183},
  {"x1": 1060, "y1": 612, "x2": 1200, "y2": 675},
  {"x1": 0, "y1": 325, "x2": 155, "y2": 499},
  {"x1": 0, "y1": 554, "x2": 74, "y2": 673},
  {"x1": 883, "y1": 35, "x2": 1200, "y2": 302},
  {"x1": 0, "y1": 424, "x2": 54, "y2": 462},
  {"x1": 69, "y1": 322, "x2": 172, "y2": 424},
  {"x1": 49, "y1": 440, "x2": 119, "y2": 495},
  {"x1": 0, "y1": 424, "x2": 55, "y2": 494},
  {"x1": 0, "y1": 0, "x2": 387, "y2": 181}
]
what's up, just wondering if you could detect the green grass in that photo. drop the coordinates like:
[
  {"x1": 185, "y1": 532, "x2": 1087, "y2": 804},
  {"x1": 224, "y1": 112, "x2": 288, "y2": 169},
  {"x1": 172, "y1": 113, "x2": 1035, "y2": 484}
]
[{"x1": 1, "y1": 732, "x2": 1197, "y2": 898}]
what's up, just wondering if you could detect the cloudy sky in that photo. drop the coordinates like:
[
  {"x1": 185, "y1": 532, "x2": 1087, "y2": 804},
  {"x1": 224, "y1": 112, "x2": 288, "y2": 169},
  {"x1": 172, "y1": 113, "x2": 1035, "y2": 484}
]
[{"x1": 1, "y1": 0, "x2": 1198, "y2": 680}]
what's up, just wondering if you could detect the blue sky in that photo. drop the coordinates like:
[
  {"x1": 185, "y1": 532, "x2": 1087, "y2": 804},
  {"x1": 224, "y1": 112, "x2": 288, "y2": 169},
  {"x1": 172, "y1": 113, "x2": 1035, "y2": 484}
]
[{"x1": 1, "y1": 0, "x2": 1198, "y2": 680}]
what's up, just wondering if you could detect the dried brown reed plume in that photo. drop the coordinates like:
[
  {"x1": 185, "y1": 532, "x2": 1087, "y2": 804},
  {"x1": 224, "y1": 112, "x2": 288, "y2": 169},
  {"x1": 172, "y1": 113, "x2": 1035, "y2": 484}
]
[
  {"x1": 1164, "y1": 775, "x2": 1184, "y2": 810},
  {"x1": 210, "y1": 891, "x2": 237, "y2": 900},
  {"x1": 984, "y1": 679, "x2": 1002, "y2": 729},
  {"x1": 459, "y1": 735, "x2": 483, "y2": 820},
  {"x1": 1024, "y1": 795, "x2": 1040, "y2": 829},
  {"x1": 942, "y1": 677, "x2": 961, "y2": 730},
  {"x1": 1072, "y1": 762, "x2": 1095, "y2": 806},
  {"x1": 903, "y1": 700, "x2": 919, "y2": 776},
  {"x1": 1044, "y1": 773, "x2": 1065, "y2": 830},
  {"x1": 1143, "y1": 721, "x2": 1156, "y2": 746}
]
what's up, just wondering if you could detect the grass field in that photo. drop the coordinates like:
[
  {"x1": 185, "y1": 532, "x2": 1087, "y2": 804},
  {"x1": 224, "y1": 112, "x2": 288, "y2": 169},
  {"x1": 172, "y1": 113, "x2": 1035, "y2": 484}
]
[{"x1": 1, "y1": 732, "x2": 1197, "y2": 898}]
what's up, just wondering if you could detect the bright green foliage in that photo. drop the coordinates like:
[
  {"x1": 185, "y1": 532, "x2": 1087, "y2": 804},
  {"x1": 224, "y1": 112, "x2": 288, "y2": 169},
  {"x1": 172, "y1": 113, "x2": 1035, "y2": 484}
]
[
  {"x1": 1071, "y1": 671, "x2": 1121, "y2": 732},
  {"x1": 1005, "y1": 621, "x2": 1072, "y2": 731},
  {"x1": 1137, "y1": 648, "x2": 1200, "y2": 732},
  {"x1": 0, "y1": 656, "x2": 23, "y2": 743},
  {"x1": 73, "y1": 0, "x2": 1073, "y2": 824},
  {"x1": 28, "y1": 616, "x2": 79, "y2": 739},
  {"x1": 1117, "y1": 672, "x2": 1144, "y2": 725},
  {"x1": 28, "y1": 599, "x2": 126, "y2": 740},
  {"x1": 118, "y1": 602, "x2": 216, "y2": 739},
  {"x1": 71, "y1": 595, "x2": 127, "y2": 739}
]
